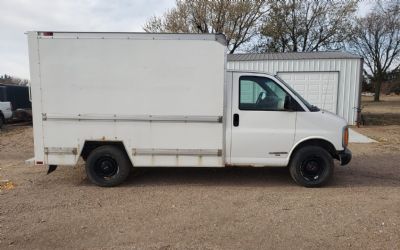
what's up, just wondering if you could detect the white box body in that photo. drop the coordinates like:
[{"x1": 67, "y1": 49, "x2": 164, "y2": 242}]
[{"x1": 27, "y1": 32, "x2": 227, "y2": 167}]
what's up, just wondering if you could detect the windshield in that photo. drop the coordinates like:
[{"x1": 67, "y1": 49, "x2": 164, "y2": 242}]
[{"x1": 274, "y1": 75, "x2": 320, "y2": 112}]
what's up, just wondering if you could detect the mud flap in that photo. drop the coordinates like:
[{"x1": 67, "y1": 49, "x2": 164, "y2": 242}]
[
  {"x1": 338, "y1": 148, "x2": 352, "y2": 166},
  {"x1": 47, "y1": 165, "x2": 58, "y2": 175}
]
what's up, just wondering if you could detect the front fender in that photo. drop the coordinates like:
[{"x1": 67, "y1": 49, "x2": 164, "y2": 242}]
[{"x1": 288, "y1": 136, "x2": 338, "y2": 161}]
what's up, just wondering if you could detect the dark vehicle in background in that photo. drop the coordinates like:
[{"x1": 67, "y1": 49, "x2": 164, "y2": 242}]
[{"x1": 0, "y1": 84, "x2": 32, "y2": 121}]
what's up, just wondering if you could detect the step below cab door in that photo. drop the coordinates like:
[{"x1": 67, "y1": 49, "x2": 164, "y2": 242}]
[{"x1": 228, "y1": 72, "x2": 297, "y2": 166}]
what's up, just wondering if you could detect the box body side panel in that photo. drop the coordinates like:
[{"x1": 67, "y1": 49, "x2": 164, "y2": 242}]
[{"x1": 32, "y1": 34, "x2": 226, "y2": 166}]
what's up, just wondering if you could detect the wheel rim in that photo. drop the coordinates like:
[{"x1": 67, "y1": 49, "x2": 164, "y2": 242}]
[
  {"x1": 94, "y1": 156, "x2": 119, "y2": 179},
  {"x1": 300, "y1": 156, "x2": 325, "y2": 181}
]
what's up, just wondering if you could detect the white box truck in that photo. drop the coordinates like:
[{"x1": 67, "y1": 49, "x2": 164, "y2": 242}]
[{"x1": 27, "y1": 31, "x2": 351, "y2": 187}]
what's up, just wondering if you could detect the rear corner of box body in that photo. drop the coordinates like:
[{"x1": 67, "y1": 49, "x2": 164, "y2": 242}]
[{"x1": 27, "y1": 31, "x2": 45, "y2": 164}]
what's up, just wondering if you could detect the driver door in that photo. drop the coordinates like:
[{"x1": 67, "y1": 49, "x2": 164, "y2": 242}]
[{"x1": 230, "y1": 73, "x2": 297, "y2": 166}]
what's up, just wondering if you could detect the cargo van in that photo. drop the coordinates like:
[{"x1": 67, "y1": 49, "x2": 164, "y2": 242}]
[{"x1": 26, "y1": 32, "x2": 351, "y2": 187}]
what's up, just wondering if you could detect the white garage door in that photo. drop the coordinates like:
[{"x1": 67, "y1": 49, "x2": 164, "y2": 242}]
[{"x1": 278, "y1": 72, "x2": 339, "y2": 113}]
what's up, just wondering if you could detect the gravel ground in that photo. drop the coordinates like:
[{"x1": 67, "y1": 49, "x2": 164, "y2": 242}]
[{"x1": 0, "y1": 125, "x2": 399, "y2": 250}]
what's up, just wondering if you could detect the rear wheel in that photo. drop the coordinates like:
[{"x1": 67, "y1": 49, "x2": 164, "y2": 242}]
[
  {"x1": 289, "y1": 146, "x2": 334, "y2": 187},
  {"x1": 85, "y1": 145, "x2": 132, "y2": 187}
]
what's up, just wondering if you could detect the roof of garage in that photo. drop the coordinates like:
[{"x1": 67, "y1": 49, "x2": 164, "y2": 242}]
[{"x1": 227, "y1": 51, "x2": 362, "y2": 61}]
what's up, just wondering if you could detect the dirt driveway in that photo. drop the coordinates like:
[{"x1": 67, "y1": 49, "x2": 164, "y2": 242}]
[{"x1": 0, "y1": 125, "x2": 399, "y2": 250}]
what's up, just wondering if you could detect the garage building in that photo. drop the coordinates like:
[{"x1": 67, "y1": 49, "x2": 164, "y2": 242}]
[{"x1": 227, "y1": 52, "x2": 363, "y2": 125}]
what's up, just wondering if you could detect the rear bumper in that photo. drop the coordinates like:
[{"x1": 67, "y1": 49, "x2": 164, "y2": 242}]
[{"x1": 338, "y1": 148, "x2": 352, "y2": 166}]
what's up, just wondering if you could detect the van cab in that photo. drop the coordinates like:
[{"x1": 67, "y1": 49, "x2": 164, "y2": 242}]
[{"x1": 226, "y1": 71, "x2": 351, "y2": 186}]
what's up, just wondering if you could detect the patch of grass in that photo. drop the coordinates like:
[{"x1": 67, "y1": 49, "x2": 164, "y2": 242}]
[
  {"x1": 0, "y1": 180, "x2": 15, "y2": 191},
  {"x1": 361, "y1": 95, "x2": 400, "y2": 125},
  {"x1": 362, "y1": 113, "x2": 400, "y2": 125}
]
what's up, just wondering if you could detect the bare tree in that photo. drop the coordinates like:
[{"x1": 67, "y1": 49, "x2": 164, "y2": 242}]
[
  {"x1": 0, "y1": 74, "x2": 29, "y2": 86},
  {"x1": 349, "y1": 0, "x2": 400, "y2": 101},
  {"x1": 255, "y1": 0, "x2": 358, "y2": 52},
  {"x1": 143, "y1": 0, "x2": 267, "y2": 54}
]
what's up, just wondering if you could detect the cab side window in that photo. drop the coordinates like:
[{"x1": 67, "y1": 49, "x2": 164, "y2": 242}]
[{"x1": 239, "y1": 76, "x2": 290, "y2": 111}]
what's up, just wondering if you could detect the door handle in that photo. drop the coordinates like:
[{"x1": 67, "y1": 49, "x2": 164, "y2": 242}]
[{"x1": 233, "y1": 113, "x2": 239, "y2": 127}]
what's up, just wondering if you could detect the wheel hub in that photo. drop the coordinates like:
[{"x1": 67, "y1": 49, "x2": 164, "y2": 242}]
[
  {"x1": 95, "y1": 156, "x2": 118, "y2": 178},
  {"x1": 305, "y1": 161, "x2": 319, "y2": 172},
  {"x1": 300, "y1": 157, "x2": 324, "y2": 181}
]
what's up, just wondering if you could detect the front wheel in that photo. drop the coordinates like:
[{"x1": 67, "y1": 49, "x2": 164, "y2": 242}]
[
  {"x1": 85, "y1": 145, "x2": 132, "y2": 187},
  {"x1": 289, "y1": 146, "x2": 334, "y2": 187}
]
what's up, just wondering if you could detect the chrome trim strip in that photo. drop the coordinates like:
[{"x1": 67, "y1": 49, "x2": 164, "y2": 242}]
[
  {"x1": 43, "y1": 113, "x2": 222, "y2": 123},
  {"x1": 132, "y1": 148, "x2": 222, "y2": 156},
  {"x1": 44, "y1": 147, "x2": 78, "y2": 155}
]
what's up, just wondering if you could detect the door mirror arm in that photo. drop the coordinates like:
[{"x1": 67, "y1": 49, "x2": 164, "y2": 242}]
[{"x1": 284, "y1": 95, "x2": 295, "y2": 111}]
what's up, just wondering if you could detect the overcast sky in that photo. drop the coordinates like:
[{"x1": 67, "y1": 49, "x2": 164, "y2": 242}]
[
  {"x1": 1, "y1": 0, "x2": 175, "y2": 79},
  {"x1": 1, "y1": 0, "x2": 373, "y2": 80}
]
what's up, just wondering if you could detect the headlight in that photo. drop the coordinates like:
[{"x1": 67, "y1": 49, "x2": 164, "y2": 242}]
[{"x1": 343, "y1": 126, "x2": 349, "y2": 148}]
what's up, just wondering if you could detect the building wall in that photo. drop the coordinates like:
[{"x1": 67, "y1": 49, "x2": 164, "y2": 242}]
[{"x1": 227, "y1": 58, "x2": 362, "y2": 125}]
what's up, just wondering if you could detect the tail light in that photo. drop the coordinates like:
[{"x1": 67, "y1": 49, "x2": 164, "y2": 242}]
[{"x1": 39, "y1": 32, "x2": 53, "y2": 36}]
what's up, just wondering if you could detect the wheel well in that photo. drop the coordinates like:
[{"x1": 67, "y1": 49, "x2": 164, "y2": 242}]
[
  {"x1": 81, "y1": 141, "x2": 129, "y2": 161},
  {"x1": 290, "y1": 139, "x2": 338, "y2": 160}
]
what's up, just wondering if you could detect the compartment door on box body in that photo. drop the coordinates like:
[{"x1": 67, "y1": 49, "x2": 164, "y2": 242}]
[{"x1": 229, "y1": 73, "x2": 296, "y2": 166}]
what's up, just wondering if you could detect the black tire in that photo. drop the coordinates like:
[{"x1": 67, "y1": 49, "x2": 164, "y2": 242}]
[
  {"x1": 289, "y1": 146, "x2": 334, "y2": 187},
  {"x1": 85, "y1": 145, "x2": 132, "y2": 187},
  {"x1": 0, "y1": 113, "x2": 4, "y2": 129}
]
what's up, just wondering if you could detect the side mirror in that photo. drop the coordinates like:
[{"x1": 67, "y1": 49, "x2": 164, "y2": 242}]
[{"x1": 284, "y1": 95, "x2": 294, "y2": 111}]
